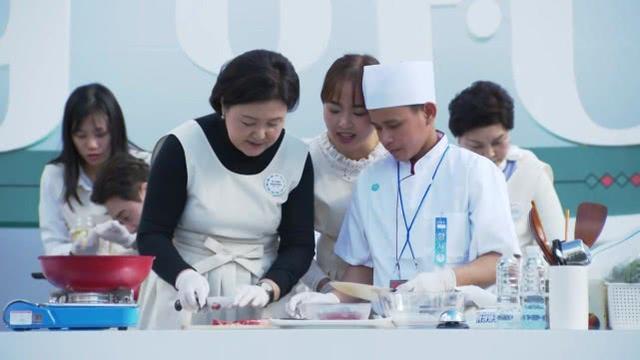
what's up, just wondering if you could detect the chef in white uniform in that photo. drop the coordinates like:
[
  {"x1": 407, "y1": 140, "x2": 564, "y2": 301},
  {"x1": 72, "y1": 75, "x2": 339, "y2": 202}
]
[
  {"x1": 448, "y1": 81, "x2": 564, "y2": 251},
  {"x1": 288, "y1": 61, "x2": 520, "y2": 313}
]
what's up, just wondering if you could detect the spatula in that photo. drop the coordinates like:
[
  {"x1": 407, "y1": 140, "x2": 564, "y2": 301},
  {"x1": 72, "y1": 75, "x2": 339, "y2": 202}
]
[
  {"x1": 329, "y1": 281, "x2": 392, "y2": 302},
  {"x1": 529, "y1": 201, "x2": 556, "y2": 265},
  {"x1": 575, "y1": 202, "x2": 608, "y2": 248}
]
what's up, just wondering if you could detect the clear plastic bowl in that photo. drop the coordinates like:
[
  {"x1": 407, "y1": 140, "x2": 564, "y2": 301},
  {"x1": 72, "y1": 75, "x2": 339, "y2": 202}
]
[
  {"x1": 299, "y1": 303, "x2": 372, "y2": 320},
  {"x1": 377, "y1": 291, "x2": 464, "y2": 328}
]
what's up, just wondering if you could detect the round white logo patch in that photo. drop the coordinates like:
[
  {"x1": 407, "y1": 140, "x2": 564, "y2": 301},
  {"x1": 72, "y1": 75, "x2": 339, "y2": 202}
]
[{"x1": 264, "y1": 173, "x2": 287, "y2": 197}]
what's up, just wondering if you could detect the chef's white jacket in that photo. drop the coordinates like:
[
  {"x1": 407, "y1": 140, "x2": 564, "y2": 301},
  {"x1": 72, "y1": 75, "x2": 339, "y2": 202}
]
[{"x1": 335, "y1": 134, "x2": 520, "y2": 287}]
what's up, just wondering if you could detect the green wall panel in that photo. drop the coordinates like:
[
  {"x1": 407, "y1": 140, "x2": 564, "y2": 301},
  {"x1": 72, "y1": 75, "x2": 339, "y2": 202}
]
[{"x1": 0, "y1": 147, "x2": 638, "y2": 227}]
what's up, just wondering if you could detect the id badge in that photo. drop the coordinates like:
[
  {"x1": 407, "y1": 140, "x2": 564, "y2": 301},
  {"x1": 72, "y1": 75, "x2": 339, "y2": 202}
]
[{"x1": 434, "y1": 217, "x2": 447, "y2": 267}]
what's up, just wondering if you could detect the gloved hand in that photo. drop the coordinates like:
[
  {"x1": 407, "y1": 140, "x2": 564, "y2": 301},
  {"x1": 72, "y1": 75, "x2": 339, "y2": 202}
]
[
  {"x1": 286, "y1": 291, "x2": 340, "y2": 319},
  {"x1": 396, "y1": 268, "x2": 457, "y2": 293},
  {"x1": 71, "y1": 228, "x2": 100, "y2": 255},
  {"x1": 233, "y1": 285, "x2": 270, "y2": 308},
  {"x1": 94, "y1": 220, "x2": 136, "y2": 248},
  {"x1": 175, "y1": 269, "x2": 210, "y2": 312}
]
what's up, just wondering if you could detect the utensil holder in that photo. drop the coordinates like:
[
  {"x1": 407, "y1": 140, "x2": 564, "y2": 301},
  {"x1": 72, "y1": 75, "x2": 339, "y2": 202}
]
[{"x1": 549, "y1": 265, "x2": 588, "y2": 329}]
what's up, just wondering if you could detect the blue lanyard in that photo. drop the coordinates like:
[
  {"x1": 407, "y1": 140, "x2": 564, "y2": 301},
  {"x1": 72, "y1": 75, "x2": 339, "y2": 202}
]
[
  {"x1": 396, "y1": 145, "x2": 450, "y2": 271},
  {"x1": 502, "y1": 159, "x2": 517, "y2": 181}
]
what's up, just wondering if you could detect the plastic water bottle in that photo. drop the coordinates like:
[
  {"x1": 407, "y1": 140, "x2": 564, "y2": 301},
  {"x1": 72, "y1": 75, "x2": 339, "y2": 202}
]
[
  {"x1": 520, "y1": 246, "x2": 547, "y2": 329},
  {"x1": 496, "y1": 254, "x2": 521, "y2": 329}
]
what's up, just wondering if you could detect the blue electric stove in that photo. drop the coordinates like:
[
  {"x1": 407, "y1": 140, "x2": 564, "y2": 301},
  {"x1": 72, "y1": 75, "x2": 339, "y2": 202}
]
[{"x1": 3, "y1": 290, "x2": 138, "y2": 331}]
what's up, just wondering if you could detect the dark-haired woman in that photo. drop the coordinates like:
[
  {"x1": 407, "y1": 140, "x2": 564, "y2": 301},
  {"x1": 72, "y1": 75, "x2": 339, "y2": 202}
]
[
  {"x1": 448, "y1": 80, "x2": 563, "y2": 252},
  {"x1": 298, "y1": 54, "x2": 386, "y2": 295},
  {"x1": 136, "y1": 49, "x2": 314, "y2": 328},
  {"x1": 39, "y1": 83, "x2": 148, "y2": 255}
]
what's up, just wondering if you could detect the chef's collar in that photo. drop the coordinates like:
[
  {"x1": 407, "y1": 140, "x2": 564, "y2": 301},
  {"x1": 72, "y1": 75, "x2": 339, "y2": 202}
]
[
  {"x1": 77, "y1": 166, "x2": 93, "y2": 191},
  {"x1": 399, "y1": 130, "x2": 448, "y2": 176}
]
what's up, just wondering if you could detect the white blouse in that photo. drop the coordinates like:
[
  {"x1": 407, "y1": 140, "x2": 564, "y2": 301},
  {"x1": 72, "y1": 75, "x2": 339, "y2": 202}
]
[
  {"x1": 301, "y1": 132, "x2": 387, "y2": 290},
  {"x1": 501, "y1": 145, "x2": 564, "y2": 251},
  {"x1": 38, "y1": 149, "x2": 150, "y2": 255}
]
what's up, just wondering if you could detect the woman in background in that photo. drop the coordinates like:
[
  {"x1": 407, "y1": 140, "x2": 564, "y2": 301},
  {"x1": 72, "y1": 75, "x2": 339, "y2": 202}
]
[
  {"x1": 39, "y1": 83, "x2": 146, "y2": 255},
  {"x1": 448, "y1": 80, "x2": 564, "y2": 251},
  {"x1": 300, "y1": 54, "x2": 387, "y2": 293}
]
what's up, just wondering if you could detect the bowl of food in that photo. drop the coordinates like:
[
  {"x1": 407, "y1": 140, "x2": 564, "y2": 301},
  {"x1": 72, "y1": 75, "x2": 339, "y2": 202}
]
[
  {"x1": 299, "y1": 303, "x2": 372, "y2": 320},
  {"x1": 377, "y1": 290, "x2": 464, "y2": 328}
]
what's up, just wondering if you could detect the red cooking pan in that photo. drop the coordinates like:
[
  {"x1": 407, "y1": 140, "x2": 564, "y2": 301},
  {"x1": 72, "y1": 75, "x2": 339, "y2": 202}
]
[{"x1": 37, "y1": 255, "x2": 154, "y2": 292}]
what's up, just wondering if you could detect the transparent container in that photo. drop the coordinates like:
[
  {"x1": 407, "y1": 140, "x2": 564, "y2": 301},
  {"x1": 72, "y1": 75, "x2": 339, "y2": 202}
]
[
  {"x1": 496, "y1": 254, "x2": 521, "y2": 329},
  {"x1": 299, "y1": 303, "x2": 371, "y2": 320},
  {"x1": 70, "y1": 215, "x2": 93, "y2": 248},
  {"x1": 521, "y1": 246, "x2": 547, "y2": 329},
  {"x1": 378, "y1": 291, "x2": 464, "y2": 328}
]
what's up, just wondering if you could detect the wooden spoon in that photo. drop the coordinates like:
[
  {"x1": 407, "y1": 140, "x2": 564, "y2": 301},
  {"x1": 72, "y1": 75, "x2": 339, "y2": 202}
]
[
  {"x1": 575, "y1": 202, "x2": 608, "y2": 248},
  {"x1": 529, "y1": 201, "x2": 556, "y2": 265}
]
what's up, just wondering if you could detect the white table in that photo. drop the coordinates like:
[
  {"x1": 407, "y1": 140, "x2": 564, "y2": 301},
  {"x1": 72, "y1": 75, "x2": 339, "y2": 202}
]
[{"x1": 1, "y1": 328, "x2": 638, "y2": 359}]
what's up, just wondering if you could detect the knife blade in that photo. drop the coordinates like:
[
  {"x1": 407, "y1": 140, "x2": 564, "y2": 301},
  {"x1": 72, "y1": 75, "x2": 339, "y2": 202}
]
[{"x1": 174, "y1": 296, "x2": 235, "y2": 312}]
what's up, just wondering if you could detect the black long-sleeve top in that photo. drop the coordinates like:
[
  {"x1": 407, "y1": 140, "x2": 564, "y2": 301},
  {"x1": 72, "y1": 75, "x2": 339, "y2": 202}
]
[{"x1": 137, "y1": 113, "x2": 315, "y2": 296}]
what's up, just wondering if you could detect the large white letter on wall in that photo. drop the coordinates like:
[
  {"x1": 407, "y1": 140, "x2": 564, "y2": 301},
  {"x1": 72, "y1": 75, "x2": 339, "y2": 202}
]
[
  {"x1": 511, "y1": 0, "x2": 640, "y2": 146},
  {"x1": 375, "y1": 0, "x2": 460, "y2": 63},
  {"x1": 176, "y1": 0, "x2": 331, "y2": 73},
  {"x1": 0, "y1": 0, "x2": 70, "y2": 152}
]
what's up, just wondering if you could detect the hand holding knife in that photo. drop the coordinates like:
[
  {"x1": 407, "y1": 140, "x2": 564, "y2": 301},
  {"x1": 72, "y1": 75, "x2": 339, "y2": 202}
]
[{"x1": 174, "y1": 296, "x2": 235, "y2": 312}]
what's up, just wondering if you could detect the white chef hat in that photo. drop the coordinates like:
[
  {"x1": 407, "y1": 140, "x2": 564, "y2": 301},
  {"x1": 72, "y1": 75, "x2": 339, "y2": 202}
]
[{"x1": 362, "y1": 61, "x2": 436, "y2": 110}]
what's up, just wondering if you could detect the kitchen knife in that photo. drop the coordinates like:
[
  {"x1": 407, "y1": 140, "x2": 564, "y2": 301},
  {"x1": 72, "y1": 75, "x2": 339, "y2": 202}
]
[
  {"x1": 174, "y1": 296, "x2": 235, "y2": 311},
  {"x1": 329, "y1": 281, "x2": 392, "y2": 301}
]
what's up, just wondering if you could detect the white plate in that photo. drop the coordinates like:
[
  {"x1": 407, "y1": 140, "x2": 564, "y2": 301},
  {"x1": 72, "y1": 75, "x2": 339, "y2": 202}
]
[{"x1": 270, "y1": 318, "x2": 393, "y2": 329}]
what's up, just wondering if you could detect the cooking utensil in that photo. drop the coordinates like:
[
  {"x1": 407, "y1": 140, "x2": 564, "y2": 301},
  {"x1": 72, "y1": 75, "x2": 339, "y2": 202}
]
[
  {"x1": 575, "y1": 202, "x2": 608, "y2": 248},
  {"x1": 329, "y1": 281, "x2": 392, "y2": 302},
  {"x1": 174, "y1": 296, "x2": 235, "y2": 312},
  {"x1": 559, "y1": 239, "x2": 592, "y2": 266},
  {"x1": 529, "y1": 201, "x2": 556, "y2": 265},
  {"x1": 38, "y1": 255, "x2": 154, "y2": 292},
  {"x1": 551, "y1": 239, "x2": 566, "y2": 265}
]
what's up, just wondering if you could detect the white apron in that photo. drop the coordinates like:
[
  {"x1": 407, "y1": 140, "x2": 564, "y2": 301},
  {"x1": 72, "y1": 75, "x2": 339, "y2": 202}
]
[{"x1": 138, "y1": 120, "x2": 308, "y2": 329}]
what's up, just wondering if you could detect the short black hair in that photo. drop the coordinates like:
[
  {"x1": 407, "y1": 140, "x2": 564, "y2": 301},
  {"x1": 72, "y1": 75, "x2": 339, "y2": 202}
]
[
  {"x1": 91, "y1": 153, "x2": 149, "y2": 204},
  {"x1": 209, "y1": 49, "x2": 300, "y2": 113},
  {"x1": 448, "y1": 81, "x2": 514, "y2": 137}
]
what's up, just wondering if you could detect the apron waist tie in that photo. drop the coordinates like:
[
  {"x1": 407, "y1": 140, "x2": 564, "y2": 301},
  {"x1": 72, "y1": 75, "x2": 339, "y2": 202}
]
[{"x1": 191, "y1": 237, "x2": 266, "y2": 278}]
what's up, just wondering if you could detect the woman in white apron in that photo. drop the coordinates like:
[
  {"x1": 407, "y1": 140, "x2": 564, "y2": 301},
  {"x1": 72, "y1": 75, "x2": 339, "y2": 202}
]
[
  {"x1": 300, "y1": 55, "x2": 387, "y2": 293},
  {"x1": 39, "y1": 83, "x2": 147, "y2": 256},
  {"x1": 448, "y1": 81, "x2": 564, "y2": 252},
  {"x1": 136, "y1": 50, "x2": 315, "y2": 329}
]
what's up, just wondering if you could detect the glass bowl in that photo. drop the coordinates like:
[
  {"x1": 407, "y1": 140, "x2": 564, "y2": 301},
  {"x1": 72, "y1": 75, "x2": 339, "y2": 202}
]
[
  {"x1": 377, "y1": 290, "x2": 464, "y2": 328},
  {"x1": 299, "y1": 303, "x2": 372, "y2": 320}
]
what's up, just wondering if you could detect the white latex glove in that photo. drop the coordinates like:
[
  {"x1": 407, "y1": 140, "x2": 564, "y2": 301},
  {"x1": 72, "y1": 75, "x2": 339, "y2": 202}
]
[
  {"x1": 396, "y1": 268, "x2": 457, "y2": 293},
  {"x1": 233, "y1": 285, "x2": 270, "y2": 308},
  {"x1": 71, "y1": 228, "x2": 100, "y2": 255},
  {"x1": 94, "y1": 220, "x2": 136, "y2": 248},
  {"x1": 175, "y1": 269, "x2": 210, "y2": 312},
  {"x1": 286, "y1": 291, "x2": 340, "y2": 319}
]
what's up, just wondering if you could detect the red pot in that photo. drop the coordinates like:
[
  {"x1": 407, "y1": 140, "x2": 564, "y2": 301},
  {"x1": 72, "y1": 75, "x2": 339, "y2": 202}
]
[{"x1": 38, "y1": 255, "x2": 154, "y2": 292}]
